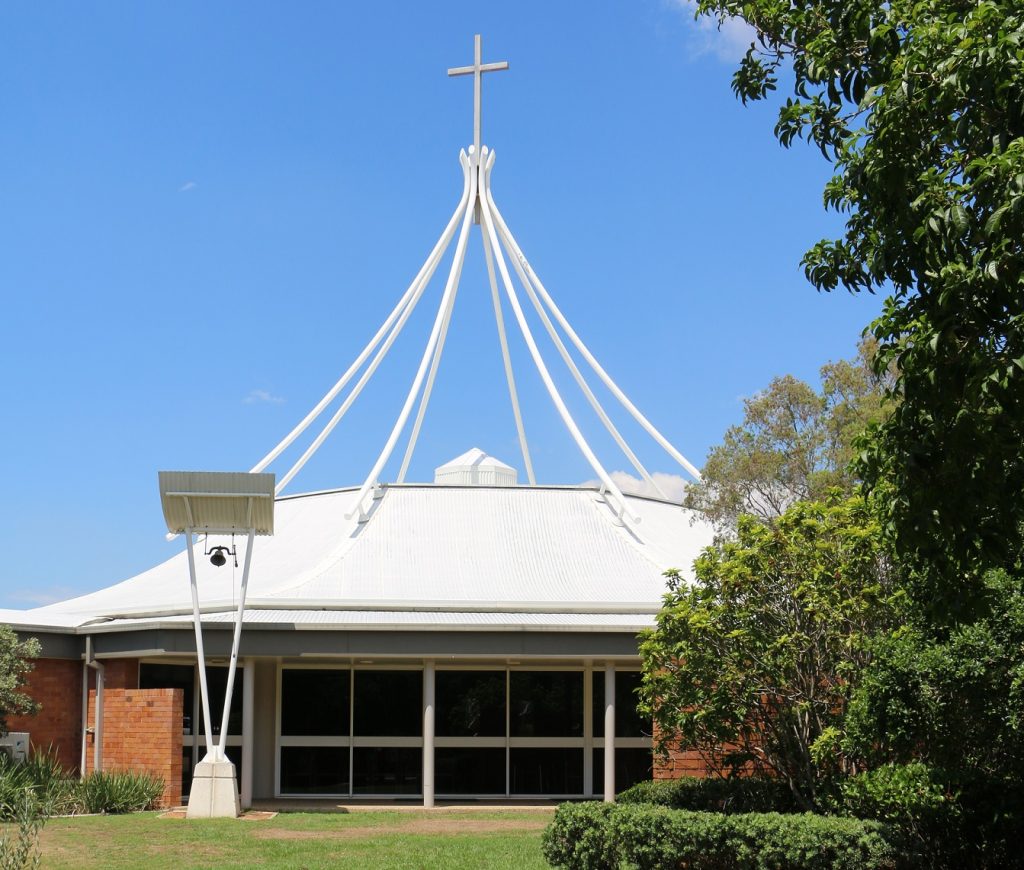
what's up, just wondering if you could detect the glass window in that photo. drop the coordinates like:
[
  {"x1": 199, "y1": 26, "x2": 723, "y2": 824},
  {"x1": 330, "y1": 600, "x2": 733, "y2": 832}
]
[
  {"x1": 435, "y1": 748, "x2": 506, "y2": 795},
  {"x1": 592, "y1": 748, "x2": 652, "y2": 795},
  {"x1": 436, "y1": 671, "x2": 505, "y2": 737},
  {"x1": 510, "y1": 671, "x2": 583, "y2": 737},
  {"x1": 140, "y1": 663, "x2": 194, "y2": 735},
  {"x1": 281, "y1": 669, "x2": 349, "y2": 736},
  {"x1": 199, "y1": 666, "x2": 244, "y2": 737},
  {"x1": 280, "y1": 747, "x2": 350, "y2": 795},
  {"x1": 353, "y1": 747, "x2": 421, "y2": 795},
  {"x1": 354, "y1": 671, "x2": 421, "y2": 736},
  {"x1": 592, "y1": 671, "x2": 648, "y2": 738},
  {"x1": 509, "y1": 748, "x2": 583, "y2": 794}
]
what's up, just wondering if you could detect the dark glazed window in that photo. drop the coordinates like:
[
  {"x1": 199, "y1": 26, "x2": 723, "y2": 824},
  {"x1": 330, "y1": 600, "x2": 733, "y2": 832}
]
[
  {"x1": 592, "y1": 671, "x2": 649, "y2": 738},
  {"x1": 353, "y1": 747, "x2": 422, "y2": 794},
  {"x1": 436, "y1": 671, "x2": 505, "y2": 737},
  {"x1": 509, "y1": 748, "x2": 583, "y2": 794},
  {"x1": 510, "y1": 671, "x2": 583, "y2": 737},
  {"x1": 353, "y1": 671, "x2": 421, "y2": 736},
  {"x1": 280, "y1": 747, "x2": 350, "y2": 795},
  {"x1": 435, "y1": 748, "x2": 506, "y2": 794},
  {"x1": 140, "y1": 663, "x2": 194, "y2": 734},
  {"x1": 199, "y1": 666, "x2": 244, "y2": 736},
  {"x1": 592, "y1": 747, "x2": 652, "y2": 795},
  {"x1": 281, "y1": 669, "x2": 350, "y2": 736}
]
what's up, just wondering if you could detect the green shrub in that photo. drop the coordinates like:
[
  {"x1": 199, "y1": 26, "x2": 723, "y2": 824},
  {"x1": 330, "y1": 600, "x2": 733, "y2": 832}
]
[
  {"x1": 543, "y1": 802, "x2": 897, "y2": 870},
  {"x1": 0, "y1": 752, "x2": 162, "y2": 818},
  {"x1": 617, "y1": 777, "x2": 799, "y2": 814},
  {"x1": 541, "y1": 803, "x2": 616, "y2": 870},
  {"x1": 78, "y1": 771, "x2": 163, "y2": 815},
  {"x1": 836, "y1": 765, "x2": 1024, "y2": 869}
]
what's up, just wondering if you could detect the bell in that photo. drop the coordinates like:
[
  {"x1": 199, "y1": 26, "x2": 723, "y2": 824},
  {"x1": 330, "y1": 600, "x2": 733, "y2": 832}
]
[{"x1": 209, "y1": 548, "x2": 227, "y2": 568}]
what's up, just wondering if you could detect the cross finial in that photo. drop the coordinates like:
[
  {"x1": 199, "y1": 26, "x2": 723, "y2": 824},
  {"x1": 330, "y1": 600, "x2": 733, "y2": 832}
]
[{"x1": 448, "y1": 34, "x2": 509, "y2": 155}]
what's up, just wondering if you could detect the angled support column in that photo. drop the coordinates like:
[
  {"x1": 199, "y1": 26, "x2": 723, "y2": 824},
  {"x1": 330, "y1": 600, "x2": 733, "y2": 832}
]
[
  {"x1": 251, "y1": 166, "x2": 475, "y2": 481},
  {"x1": 276, "y1": 155, "x2": 474, "y2": 496},
  {"x1": 488, "y1": 196, "x2": 702, "y2": 482},
  {"x1": 481, "y1": 199, "x2": 535, "y2": 484},
  {"x1": 160, "y1": 473, "x2": 275, "y2": 820},
  {"x1": 347, "y1": 148, "x2": 479, "y2": 520},
  {"x1": 477, "y1": 148, "x2": 638, "y2": 524},
  {"x1": 487, "y1": 173, "x2": 665, "y2": 498}
]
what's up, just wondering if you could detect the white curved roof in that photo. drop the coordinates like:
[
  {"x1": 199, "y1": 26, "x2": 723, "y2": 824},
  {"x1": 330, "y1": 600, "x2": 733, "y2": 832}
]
[{"x1": 4, "y1": 483, "x2": 713, "y2": 632}]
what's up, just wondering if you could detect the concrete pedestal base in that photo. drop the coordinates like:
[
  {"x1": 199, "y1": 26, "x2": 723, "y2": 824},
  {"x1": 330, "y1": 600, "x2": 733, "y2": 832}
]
[{"x1": 186, "y1": 759, "x2": 240, "y2": 819}]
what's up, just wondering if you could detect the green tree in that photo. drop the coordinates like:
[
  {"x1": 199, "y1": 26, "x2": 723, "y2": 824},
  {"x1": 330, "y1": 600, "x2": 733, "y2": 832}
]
[
  {"x1": 0, "y1": 626, "x2": 39, "y2": 736},
  {"x1": 684, "y1": 339, "x2": 889, "y2": 530},
  {"x1": 639, "y1": 496, "x2": 894, "y2": 810},
  {"x1": 844, "y1": 568, "x2": 1024, "y2": 780},
  {"x1": 692, "y1": 0, "x2": 1024, "y2": 597}
]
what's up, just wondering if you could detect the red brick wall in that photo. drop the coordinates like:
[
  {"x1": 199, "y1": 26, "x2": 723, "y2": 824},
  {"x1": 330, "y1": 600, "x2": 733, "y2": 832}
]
[
  {"x1": 653, "y1": 744, "x2": 712, "y2": 779},
  {"x1": 85, "y1": 687, "x2": 183, "y2": 808},
  {"x1": 6, "y1": 658, "x2": 82, "y2": 773},
  {"x1": 101, "y1": 658, "x2": 139, "y2": 690},
  {"x1": 652, "y1": 722, "x2": 712, "y2": 779}
]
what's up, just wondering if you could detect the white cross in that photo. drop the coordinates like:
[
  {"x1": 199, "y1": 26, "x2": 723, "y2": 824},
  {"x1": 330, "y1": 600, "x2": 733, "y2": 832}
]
[{"x1": 447, "y1": 34, "x2": 509, "y2": 155}]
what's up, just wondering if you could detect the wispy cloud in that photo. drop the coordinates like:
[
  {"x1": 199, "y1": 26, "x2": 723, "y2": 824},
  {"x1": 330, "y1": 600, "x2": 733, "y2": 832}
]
[
  {"x1": 178, "y1": 181, "x2": 197, "y2": 193},
  {"x1": 582, "y1": 471, "x2": 691, "y2": 503},
  {"x1": 666, "y1": 0, "x2": 757, "y2": 63},
  {"x1": 243, "y1": 389, "x2": 285, "y2": 405}
]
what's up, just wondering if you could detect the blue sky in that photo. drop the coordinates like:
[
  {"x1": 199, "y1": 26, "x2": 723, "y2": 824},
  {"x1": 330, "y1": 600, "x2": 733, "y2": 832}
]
[{"x1": 0, "y1": 2, "x2": 883, "y2": 608}]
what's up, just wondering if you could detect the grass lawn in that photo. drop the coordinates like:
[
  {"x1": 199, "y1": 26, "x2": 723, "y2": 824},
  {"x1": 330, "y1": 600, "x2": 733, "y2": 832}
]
[{"x1": 33, "y1": 809, "x2": 555, "y2": 869}]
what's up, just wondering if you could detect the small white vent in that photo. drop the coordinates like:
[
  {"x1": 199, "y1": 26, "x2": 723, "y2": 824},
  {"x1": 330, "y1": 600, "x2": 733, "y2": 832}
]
[
  {"x1": 0, "y1": 732, "x2": 29, "y2": 764},
  {"x1": 434, "y1": 448, "x2": 518, "y2": 486}
]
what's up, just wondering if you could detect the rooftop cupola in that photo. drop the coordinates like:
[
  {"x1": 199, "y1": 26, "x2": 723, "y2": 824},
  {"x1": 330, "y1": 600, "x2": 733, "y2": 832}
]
[{"x1": 434, "y1": 447, "x2": 517, "y2": 486}]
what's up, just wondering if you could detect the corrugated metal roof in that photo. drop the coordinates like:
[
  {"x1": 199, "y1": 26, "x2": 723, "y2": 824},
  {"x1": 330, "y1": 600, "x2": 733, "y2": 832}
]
[{"x1": 10, "y1": 484, "x2": 713, "y2": 630}]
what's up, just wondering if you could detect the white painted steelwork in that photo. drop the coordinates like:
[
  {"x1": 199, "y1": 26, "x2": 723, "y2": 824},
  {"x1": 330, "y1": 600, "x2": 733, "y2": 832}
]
[
  {"x1": 158, "y1": 472, "x2": 276, "y2": 818},
  {"x1": 231, "y1": 34, "x2": 700, "y2": 521}
]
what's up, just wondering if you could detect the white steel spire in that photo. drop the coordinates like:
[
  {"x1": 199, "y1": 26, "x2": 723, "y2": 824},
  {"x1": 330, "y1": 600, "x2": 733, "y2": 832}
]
[{"x1": 250, "y1": 35, "x2": 701, "y2": 526}]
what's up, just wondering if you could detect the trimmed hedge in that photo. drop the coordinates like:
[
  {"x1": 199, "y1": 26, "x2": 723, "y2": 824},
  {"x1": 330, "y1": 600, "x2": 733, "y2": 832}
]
[
  {"x1": 542, "y1": 802, "x2": 897, "y2": 870},
  {"x1": 617, "y1": 777, "x2": 799, "y2": 814}
]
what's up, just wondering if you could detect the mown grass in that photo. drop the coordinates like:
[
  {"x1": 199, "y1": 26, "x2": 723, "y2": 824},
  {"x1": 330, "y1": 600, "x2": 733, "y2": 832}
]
[{"x1": 33, "y1": 809, "x2": 555, "y2": 869}]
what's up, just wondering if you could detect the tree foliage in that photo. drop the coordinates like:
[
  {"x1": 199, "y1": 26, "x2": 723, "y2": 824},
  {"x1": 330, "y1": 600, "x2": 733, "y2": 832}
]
[
  {"x1": 843, "y1": 568, "x2": 1024, "y2": 780},
  {"x1": 640, "y1": 496, "x2": 894, "y2": 810},
  {"x1": 694, "y1": 0, "x2": 1024, "y2": 591},
  {"x1": 684, "y1": 339, "x2": 889, "y2": 530},
  {"x1": 0, "y1": 627, "x2": 39, "y2": 736}
]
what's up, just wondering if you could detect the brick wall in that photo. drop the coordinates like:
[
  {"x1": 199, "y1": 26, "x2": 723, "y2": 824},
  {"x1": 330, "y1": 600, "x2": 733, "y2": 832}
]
[
  {"x1": 85, "y1": 687, "x2": 183, "y2": 808},
  {"x1": 6, "y1": 658, "x2": 82, "y2": 772},
  {"x1": 653, "y1": 744, "x2": 712, "y2": 779},
  {"x1": 652, "y1": 721, "x2": 712, "y2": 780},
  {"x1": 101, "y1": 658, "x2": 139, "y2": 690}
]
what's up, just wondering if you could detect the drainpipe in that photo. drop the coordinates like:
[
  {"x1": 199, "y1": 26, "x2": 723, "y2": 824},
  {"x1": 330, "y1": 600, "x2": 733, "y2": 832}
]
[{"x1": 83, "y1": 636, "x2": 105, "y2": 775}]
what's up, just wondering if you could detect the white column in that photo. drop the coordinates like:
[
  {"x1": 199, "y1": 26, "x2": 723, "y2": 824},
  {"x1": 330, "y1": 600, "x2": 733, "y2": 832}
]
[
  {"x1": 604, "y1": 665, "x2": 615, "y2": 803},
  {"x1": 240, "y1": 661, "x2": 254, "y2": 810},
  {"x1": 423, "y1": 661, "x2": 435, "y2": 808}
]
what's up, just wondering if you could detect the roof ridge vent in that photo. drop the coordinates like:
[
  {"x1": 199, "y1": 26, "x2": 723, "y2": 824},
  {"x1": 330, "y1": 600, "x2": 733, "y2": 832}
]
[{"x1": 434, "y1": 448, "x2": 518, "y2": 486}]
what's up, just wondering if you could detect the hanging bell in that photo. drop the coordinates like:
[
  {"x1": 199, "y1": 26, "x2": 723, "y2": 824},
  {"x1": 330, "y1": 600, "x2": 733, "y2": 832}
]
[{"x1": 209, "y1": 547, "x2": 227, "y2": 568}]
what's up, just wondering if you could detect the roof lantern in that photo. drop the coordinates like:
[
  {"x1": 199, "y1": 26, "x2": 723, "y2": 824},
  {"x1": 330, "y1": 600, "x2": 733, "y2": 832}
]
[{"x1": 434, "y1": 447, "x2": 517, "y2": 486}]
